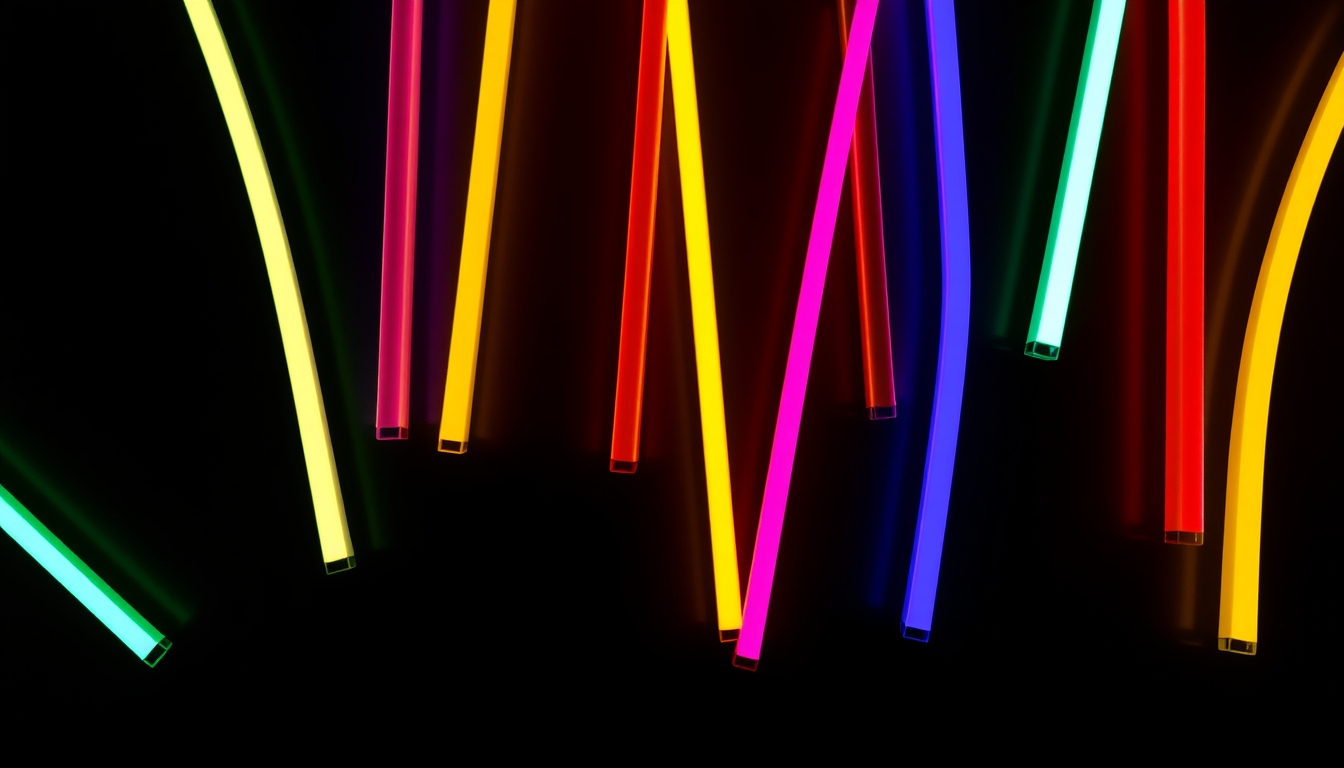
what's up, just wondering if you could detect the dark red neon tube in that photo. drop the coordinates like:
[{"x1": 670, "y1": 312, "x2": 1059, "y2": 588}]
[
  {"x1": 375, "y1": 0, "x2": 424, "y2": 441},
  {"x1": 1165, "y1": 0, "x2": 1204, "y2": 543},
  {"x1": 610, "y1": 0, "x2": 668, "y2": 473},
  {"x1": 839, "y1": 0, "x2": 897, "y2": 420}
]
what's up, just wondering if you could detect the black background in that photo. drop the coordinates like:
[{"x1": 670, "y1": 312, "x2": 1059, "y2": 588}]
[{"x1": 2, "y1": 0, "x2": 1340, "y2": 706}]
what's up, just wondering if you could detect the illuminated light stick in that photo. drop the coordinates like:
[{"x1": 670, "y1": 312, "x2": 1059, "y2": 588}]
[
  {"x1": 838, "y1": 0, "x2": 898, "y2": 421},
  {"x1": 610, "y1": 0, "x2": 668, "y2": 475},
  {"x1": 1023, "y1": 0, "x2": 1125, "y2": 360},
  {"x1": 376, "y1": 0, "x2": 424, "y2": 442},
  {"x1": 666, "y1": 0, "x2": 743, "y2": 638},
  {"x1": 438, "y1": 0, "x2": 517, "y2": 454},
  {"x1": 1220, "y1": 53, "x2": 1343, "y2": 656},
  {"x1": 1165, "y1": 0, "x2": 1204, "y2": 544},
  {"x1": 733, "y1": 0, "x2": 879, "y2": 671},
  {"x1": 1, "y1": 483, "x2": 172, "y2": 666},
  {"x1": 899, "y1": 0, "x2": 971, "y2": 643},
  {"x1": 184, "y1": 0, "x2": 355, "y2": 573}
]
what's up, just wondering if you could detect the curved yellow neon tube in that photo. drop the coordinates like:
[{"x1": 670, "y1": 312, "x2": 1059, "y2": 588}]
[
  {"x1": 666, "y1": 0, "x2": 742, "y2": 638},
  {"x1": 1220, "y1": 53, "x2": 1343, "y2": 655},
  {"x1": 183, "y1": 0, "x2": 354, "y2": 571},
  {"x1": 439, "y1": 0, "x2": 517, "y2": 454}
]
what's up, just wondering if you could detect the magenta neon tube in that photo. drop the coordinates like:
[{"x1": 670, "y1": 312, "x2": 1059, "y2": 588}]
[
  {"x1": 375, "y1": 0, "x2": 424, "y2": 440},
  {"x1": 734, "y1": 0, "x2": 881, "y2": 670}
]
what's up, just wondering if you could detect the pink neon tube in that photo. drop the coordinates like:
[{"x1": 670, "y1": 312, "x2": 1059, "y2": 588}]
[
  {"x1": 375, "y1": 0, "x2": 424, "y2": 440},
  {"x1": 734, "y1": 0, "x2": 880, "y2": 670}
]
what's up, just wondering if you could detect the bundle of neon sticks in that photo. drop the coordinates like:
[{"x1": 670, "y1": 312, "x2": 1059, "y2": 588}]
[{"x1": 5, "y1": 0, "x2": 1340, "y2": 669}]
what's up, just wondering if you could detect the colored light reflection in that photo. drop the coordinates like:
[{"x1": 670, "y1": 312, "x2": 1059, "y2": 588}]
[
  {"x1": 899, "y1": 0, "x2": 971, "y2": 642},
  {"x1": 1165, "y1": 0, "x2": 1204, "y2": 544},
  {"x1": 1, "y1": 483, "x2": 171, "y2": 666},
  {"x1": 610, "y1": 0, "x2": 668, "y2": 474},
  {"x1": 439, "y1": 0, "x2": 517, "y2": 454},
  {"x1": 667, "y1": 0, "x2": 744, "y2": 638},
  {"x1": 1220, "y1": 53, "x2": 1343, "y2": 656},
  {"x1": 183, "y1": 0, "x2": 355, "y2": 572},
  {"x1": 839, "y1": 0, "x2": 898, "y2": 420},
  {"x1": 734, "y1": 0, "x2": 880, "y2": 671},
  {"x1": 376, "y1": 0, "x2": 424, "y2": 442},
  {"x1": 1024, "y1": 0, "x2": 1125, "y2": 360}
]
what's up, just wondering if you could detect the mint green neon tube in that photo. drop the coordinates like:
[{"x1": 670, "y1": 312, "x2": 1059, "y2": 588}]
[
  {"x1": 0, "y1": 483, "x2": 170, "y2": 666},
  {"x1": 1025, "y1": 0, "x2": 1126, "y2": 360}
]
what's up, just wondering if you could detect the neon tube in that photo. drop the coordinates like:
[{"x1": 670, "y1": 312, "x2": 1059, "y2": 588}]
[
  {"x1": 438, "y1": 0, "x2": 517, "y2": 454},
  {"x1": 1, "y1": 483, "x2": 171, "y2": 666},
  {"x1": 666, "y1": 0, "x2": 743, "y2": 639},
  {"x1": 838, "y1": 0, "x2": 897, "y2": 420},
  {"x1": 1165, "y1": 0, "x2": 1204, "y2": 544},
  {"x1": 610, "y1": 0, "x2": 668, "y2": 474},
  {"x1": 1220, "y1": 53, "x2": 1343, "y2": 656},
  {"x1": 733, "y1": 0, "x2": 879, "y2": 671},
  {"x1": 183, "y1": 0, "x2": 355, "y2": 572},
  {"x1": 376, "y1": 0, "x2": 424, "y2": 442},
  {"x1": 899, "y1": 0, "x2": 972, "y2": 642},
  {"x1": 1024, "y1": 0, "x2": 1125, "y2": 360}
]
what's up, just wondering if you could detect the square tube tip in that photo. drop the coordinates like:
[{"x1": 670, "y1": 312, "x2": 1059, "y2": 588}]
[
  {"x1": 1024, "y1": 341, "x2": 1060, "y2": 360},
  {"x1": 377, "y1": 426, "x2": 408, "y2": 440},
  {"x1": 142, "y1": 639, "x2": 172, "y2": 668},
  {"x1": 1217, "y1": 637, "x2": 1257, "y2": 655},
  {"x1": 324, "y1": 556, "x2": 356, "y2": 575},
  {"x1": 1164, "y1": 530, "x2": 1204, "y2": 546},
  {"x1": 901, "y1": 624, "x2": 930, "y2": 642},
  {"x1": 610, "y1": 459, "x2": 637, "y2": 474},
  {"x1": 718, "y1": 628, "x2": 740, "y2": 643},
  {"x1": 731, "y1": 654, "x2": 759, "y2": 672},
  {"x1": 868, "y1": 405, "x2": 898, "y2": 420},
  {"x1": 439, "y1": 439, "x2": 467, "y2": 454}
]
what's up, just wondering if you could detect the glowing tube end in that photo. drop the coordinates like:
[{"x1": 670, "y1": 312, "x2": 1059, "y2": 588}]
[
  {"x1": 1217, "y1": 637, "x2": 1257, "y2": 655},
  {"x1": 868, "y1": 405, "x2": 898, "y2": 420},
  {"x1": 1024, "y1": 341, "x2": 1060, "y2": 360},
  {"x1": 142, "y1": 639, "x2": 172, "y2": 668},
  {"x1": 1164, "y1": 531, "x2": 1204, "y2": 546},
  {"x1": 731, "y1": 653, "x2": 759, "y2": 671},
  {"x1": 901, "y1": 623, "x2": 930, "y2": 642},
  {"x1": 377, "y1": 426, "x2": 408, "y2": 440},
  {"x1": 324, "y1": 556, "x2": 357, "y2": 575},
  {"x1": 718, "y1": 628, "x2": 739, "y2": 643},
  {"x1": 610, "y1": 460, "x2": 638, "y2": 474},
  {"x1": 439, "y1": 440, "x2": 467, "y2": 454}
]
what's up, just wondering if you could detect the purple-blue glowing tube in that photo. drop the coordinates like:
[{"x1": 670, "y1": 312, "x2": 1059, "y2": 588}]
[{"x1": 901, "y1": 0, "x2": 971, "y2": 641}]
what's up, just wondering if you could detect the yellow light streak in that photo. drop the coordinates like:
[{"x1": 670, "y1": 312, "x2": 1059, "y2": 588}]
[
  {"x1": 438, "y1": 0, "x2": 517, "y2": 454},
  {"x1": 1220, "y1": 53, "x2": 1343, "y2": 654},
  {"x1": 666, "y1": 0, "x2": 742, "y2": 637},
  {"x1": 183, "y1": 0, "x2": 354, "y2": 571}
]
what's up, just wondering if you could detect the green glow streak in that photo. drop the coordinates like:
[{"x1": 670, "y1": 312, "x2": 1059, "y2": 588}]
[
  {"x1": 0, "y1": 483, "x2": 170, "y2": 665},
  {"x1": 1026, "y1": 0, "x2": 1126, "y2": 354}
]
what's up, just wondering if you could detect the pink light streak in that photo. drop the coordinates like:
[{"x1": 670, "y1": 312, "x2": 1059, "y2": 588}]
[{"x1": 735, "y1": 0, "x2": 881, "y2": 669}]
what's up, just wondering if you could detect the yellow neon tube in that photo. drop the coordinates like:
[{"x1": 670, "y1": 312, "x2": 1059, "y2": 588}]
[
  {"x1": 1220, "y1": 53, "x2": 1343, "y2": 655},
  {"x1": 183, "y1": 0, "x2": 354, "y2": 571},
  {"x1": 666, "y1": 0, "x2": 742, "y2": 638},
  {"x1": 439, "y1": 0, "x2": 517, "y2": 454}
]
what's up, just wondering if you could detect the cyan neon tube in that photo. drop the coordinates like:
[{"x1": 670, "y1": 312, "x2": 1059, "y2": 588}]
[
  {"x1": 900, "y1": 0, "x2": 971, "y2": 642},
  {"x1": 0, "y1": 483, "x2": 171, "y2": 666},
  {"x1": 1024, "y1": 0, "x2": 1125, "y2": 360},
  {"x1": 733, "y1": 0, "x2": 880, "y2": 671}
]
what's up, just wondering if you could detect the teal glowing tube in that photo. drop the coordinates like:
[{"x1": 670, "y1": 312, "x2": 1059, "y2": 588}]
[
  {"x1": 1024, "y1": 0, "x2": 1125, "y2": 360},
  {"x1": 0, "y1": 483, "x2": 171, "y2": 666}
]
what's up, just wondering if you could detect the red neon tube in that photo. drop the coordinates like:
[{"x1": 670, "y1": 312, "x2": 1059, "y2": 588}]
[
  {"x1": 610, "y1": 0, "x2": 669, "y2": 473},
  {"x1": 838, "y1": 0, "x2": 897, "y2": 420},
  {"x1": 1165, "y1": 0, "x2": 1204, "y2": 543},
  {"x1": 375, "y1": 0, "x2": 424, "y2": 441}
]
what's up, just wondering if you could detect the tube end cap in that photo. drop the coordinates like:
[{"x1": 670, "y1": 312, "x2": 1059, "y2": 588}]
[
  {"x1": 901, "y1": 623, "x2": 930, "y2": 642},
  {"x1": 610, "y1": 459, "x2": 637, "y2": 474},
  {"x1": 143, "y1": 638, "x2": 172, "y2": 667},
  {"x1": 377, "y1": 426, "x2": 408, "y2": 440},
  {"x1": 324, "y1": 556, "x2": 356, "y2": 575},
  {"x1": 439, "y1": 439, "x2": 467, "y2": 454},
  {"x1": 731, "y1": 654, "x2": 759, "y2": 671},
  {"x1": 1164, "y1": 530, "x2": 1204, "y2": 546},
  {"x1": 868, "y1": 405, "x2": 898, "y2": 420},
  {"x1": 718, "y1": 628, "x2": 739, "y2": 643},
  {"x1": 1024, "y1": 341, "x2": 1060, "y2": 360}
]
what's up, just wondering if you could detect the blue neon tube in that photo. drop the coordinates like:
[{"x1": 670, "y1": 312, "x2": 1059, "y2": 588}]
[{"x1": 901, "y1": 0, "x2": 971, "y2": 641}]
